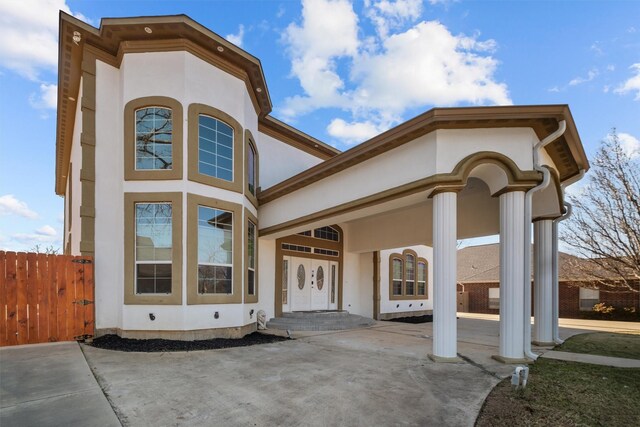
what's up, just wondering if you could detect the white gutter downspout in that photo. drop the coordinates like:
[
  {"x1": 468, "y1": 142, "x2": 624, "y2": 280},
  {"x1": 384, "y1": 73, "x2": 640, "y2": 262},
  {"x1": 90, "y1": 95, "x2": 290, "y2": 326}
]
[
  {"x1": 551, "y1": 169, "x2": 586, "y2": 344},
  {"x1": 523, "y1": 120, "x2": 567, "y2": 361}
]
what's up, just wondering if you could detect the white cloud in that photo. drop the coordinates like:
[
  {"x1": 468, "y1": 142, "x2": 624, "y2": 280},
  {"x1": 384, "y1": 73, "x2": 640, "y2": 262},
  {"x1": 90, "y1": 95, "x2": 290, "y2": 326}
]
[
  {"x1": 225, "y1": 24, "x2": 245, "y2": 48},
  {"x1": 365, "y1": 0, "x2": 423, "y2": 39},
  {"x1": 29, "y1": 83, "x2": 57, "y2": 111},
  {"x1": 0, "y1": 195, "x2": 39, "y2": 219},
  {"x1": 618, "y1": 132, "x2": 640, "y2": 159},
  {"x1": 548, "y1": 86, "x2": 560, "y2": 93},
  {"x1": 568, "y1": 68, "x2": 599, "y2": 86},
  {"x1": 615, "y1": 63, "x2": 640, "y2": 101},
  {"x1": 35, "y1": 225, "x2": 57, "y2": 237},
  {"x1": 281, "y1": 0, "x2": 359, "y2": 117},
  {"x1": 327, "y1": 118, "x2": 386, "y2": 145},
  {"x1": 281, "y1": 0, "x2": 510, "y2": 144},
  {"x1": 0, "y1": 0, "x2": 90, "y2": 80}
]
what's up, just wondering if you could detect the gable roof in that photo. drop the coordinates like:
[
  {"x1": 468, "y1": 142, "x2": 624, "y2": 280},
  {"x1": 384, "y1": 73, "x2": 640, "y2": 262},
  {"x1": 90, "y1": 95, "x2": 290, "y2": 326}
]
[{"x1": 457, "y1": 243, "x2": 600, "y2": 283}]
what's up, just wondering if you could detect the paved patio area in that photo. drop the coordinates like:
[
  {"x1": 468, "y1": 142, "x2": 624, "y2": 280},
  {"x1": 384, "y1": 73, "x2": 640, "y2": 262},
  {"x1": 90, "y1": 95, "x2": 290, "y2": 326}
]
[
  {"x1": 3, "y1": 316, "x2": 638, "y2": 427},
  {"x1": 79, "y1": 317, "x2": 579, "y2": 427}
]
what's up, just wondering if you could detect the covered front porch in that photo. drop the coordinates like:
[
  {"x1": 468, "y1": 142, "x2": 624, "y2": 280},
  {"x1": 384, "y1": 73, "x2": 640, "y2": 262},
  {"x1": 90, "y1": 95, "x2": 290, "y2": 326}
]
[{"x1": 257, "y1": 105, "x2": 589, "y2": 362}]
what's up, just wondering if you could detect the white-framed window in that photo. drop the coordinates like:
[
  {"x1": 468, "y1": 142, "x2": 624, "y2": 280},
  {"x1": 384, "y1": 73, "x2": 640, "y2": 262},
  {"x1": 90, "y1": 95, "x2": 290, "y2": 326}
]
[
  {"x1": 282, "y1": 259, "x2": 289, "y2": 305},
  {"x1": 417, "y1": 261, "x2": 427, "y2": 296},
  {"x1": 135, "y1": 202, "x2": 172, "y2": 294},
  {"x1": 197, "y1": 205, "x2": 233, "y2": 294},
  {"x1": 405, "y1": 254, "x2": 415, "y2": 295},
  {"x1": 313, "y1": 226, "x2": 340, "y2": 242},
  {"x1": 392, "y1": 258, "x2": 403, "y2": 296},
  {"x1": 488, "y1": 287, "x2": 500, "y2": 310},
  {"x1": 198, "y1": 115, "x2": 233, "y2": 181},
  {"x1": 135, "y1": 107, "x2": 173, "y2": 170},
  {"x1": 247, "y1": 220, "x2": 256, "y2": 296},
  {"x1": 579, "y1": 288, "x2": 600, "y2": 311}
]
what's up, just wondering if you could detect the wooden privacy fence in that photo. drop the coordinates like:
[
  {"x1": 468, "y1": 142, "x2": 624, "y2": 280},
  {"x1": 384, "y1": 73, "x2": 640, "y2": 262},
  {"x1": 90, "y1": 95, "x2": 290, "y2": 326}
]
[{"x1": 0, "y1": 251, "x2": 94, "y2": 347}]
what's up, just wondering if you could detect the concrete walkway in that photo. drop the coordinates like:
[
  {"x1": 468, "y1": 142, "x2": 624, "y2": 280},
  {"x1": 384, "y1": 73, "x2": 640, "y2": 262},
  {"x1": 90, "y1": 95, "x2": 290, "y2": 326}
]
[
  {"x1": 0, "y1": 341, "x2": 121, "y2": 427},
  {"x1": 540, "y1": 350, "x2": 640, "y2": 368}
]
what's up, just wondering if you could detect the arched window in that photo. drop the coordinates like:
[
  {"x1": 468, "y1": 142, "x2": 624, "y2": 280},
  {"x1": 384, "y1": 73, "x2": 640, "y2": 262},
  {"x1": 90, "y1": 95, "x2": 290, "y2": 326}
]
[
  {"x1": 124, "y1": 96, "x2": 183, "y2": 181},
  {"x1": 247, "y1": 142, "x2": 256, "y2": 195},
  {"x1": 135, "y1": 107, "x2": 173, "y2": 170},
  {"x1": 389, "y1": 249, "x2": 428, "y2": 300},
  {"x1": 198, "y1": 115, "x2": 234, "y2": 181}
]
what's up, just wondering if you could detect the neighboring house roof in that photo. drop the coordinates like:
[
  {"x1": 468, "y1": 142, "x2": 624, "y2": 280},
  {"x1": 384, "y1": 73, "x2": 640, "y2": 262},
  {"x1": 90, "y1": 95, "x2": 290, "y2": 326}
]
[{"x1": 457, "y1": 243, "x2": 602, "y2": 283}]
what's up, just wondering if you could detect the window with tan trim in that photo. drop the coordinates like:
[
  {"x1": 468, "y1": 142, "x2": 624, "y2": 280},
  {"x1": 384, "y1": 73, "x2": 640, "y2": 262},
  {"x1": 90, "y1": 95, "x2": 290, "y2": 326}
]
[
  {"x1": 124, "y1": 97, "x2": 183, "y2": 181},
  {"x1": 389, "y1": 249, "x2": 428, "y2": 300},
  {"x1": 188, "y1": 104, "x2": 243, "y2": 193},
  {"x1": 245, "y1": 208, "x2": 259, "y2": 303},
  {"x1": 124, "y1": 192, "x2": 183, "y2": 305},
  {"x1": 244, "y1": 129, "x2": 259, "y2": 208},
  {"x1": 186, "y1": 194, "x2": 242, "y2": 304}
]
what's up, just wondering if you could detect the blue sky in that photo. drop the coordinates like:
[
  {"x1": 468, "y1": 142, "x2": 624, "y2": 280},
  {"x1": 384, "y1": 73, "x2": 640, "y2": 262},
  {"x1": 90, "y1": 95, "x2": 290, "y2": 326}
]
[{"x1": 1, "y1": 0, "x2": 639, "y2": 252}]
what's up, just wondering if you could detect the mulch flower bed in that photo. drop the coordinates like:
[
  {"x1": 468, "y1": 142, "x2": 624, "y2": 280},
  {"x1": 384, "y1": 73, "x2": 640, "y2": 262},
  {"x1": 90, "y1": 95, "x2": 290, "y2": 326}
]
[
  {"x1": 89, "y1": 332, "x2": 288, "y2": 352},
  {"x1": 387, "y1": 314, "x2": 433, "y2": 324}
]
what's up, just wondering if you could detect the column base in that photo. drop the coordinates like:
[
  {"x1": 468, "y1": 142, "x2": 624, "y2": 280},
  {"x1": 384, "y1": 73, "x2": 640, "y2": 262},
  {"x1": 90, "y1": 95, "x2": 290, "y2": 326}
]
[
  {"x1": 491, "y1": 355, "x2": 535, "y2": 364},
  {"x1": 428, "y1": 354, "x2": 463, "y2": 363},
  {"x1": 532, "y1": 340, "x2": 556, "y2": 347}
]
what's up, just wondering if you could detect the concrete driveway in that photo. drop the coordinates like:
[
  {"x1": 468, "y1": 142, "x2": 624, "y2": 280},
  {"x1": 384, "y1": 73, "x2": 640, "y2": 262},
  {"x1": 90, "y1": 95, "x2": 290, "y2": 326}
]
[
  {"x1": 5, "y1": 316, "x2": 637, "y2": 427},
  {"x1": 81, "y1": 319, "x2": 523, "y2": 427}
]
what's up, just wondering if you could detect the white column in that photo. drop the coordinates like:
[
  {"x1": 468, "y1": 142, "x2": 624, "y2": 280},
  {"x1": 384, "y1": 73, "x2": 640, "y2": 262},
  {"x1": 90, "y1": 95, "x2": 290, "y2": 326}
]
[
  {"x1": 430, "y1": 191, "x2": 459, "y2": 361},
  {"x1": 533, "y1": 219, "x2": 554, "y2": 345},
  {"x1": 498, "y1": 191, "x2": 526, "y2": 361}
]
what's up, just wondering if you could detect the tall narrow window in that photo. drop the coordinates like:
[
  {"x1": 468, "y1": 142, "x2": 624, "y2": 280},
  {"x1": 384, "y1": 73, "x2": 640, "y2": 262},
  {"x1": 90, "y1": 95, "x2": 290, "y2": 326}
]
[
  {"x1": 417, "y1": 261, "x2": 427, "y2": 296},
  {"x1": 248, "y1": 143, "x2": 256, "y2": 196},
  {"x1": 331, "y1": 264, "x2": 336, "y2": 304},
  {"x1": 392, "y1": 258, "x2": 403, "y2": 296},
  {"x1": 197, "y1": 206, "x2": 233, "y2": 294},
  {"x1": 135, "y1": 203, "x2": 172, "y2": 294},
  {"x1": 405, "y1": 254, "x2": 415, "y2": 295},
  {"x1": 198, "y1": 115, "x2": 233, "y2": 181},
  {"x1": 247, "y1": 220, "x2": 256, "y2": 296},
  {"x1": 282, "y1": 259, "x2": 289, "y2": 304},
  {"x1": 135, "y1": 107, "x2": 173, "y2": 170}
]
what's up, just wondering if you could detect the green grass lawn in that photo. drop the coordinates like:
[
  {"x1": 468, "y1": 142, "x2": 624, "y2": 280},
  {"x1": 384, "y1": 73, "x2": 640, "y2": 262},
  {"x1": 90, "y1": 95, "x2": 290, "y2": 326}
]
[
  {"x1": 476, "y1": 333, "x2": 640, "y2": 426},
  {"x1": 554, "y1": 332, "x2": 640, "y2": 359}
]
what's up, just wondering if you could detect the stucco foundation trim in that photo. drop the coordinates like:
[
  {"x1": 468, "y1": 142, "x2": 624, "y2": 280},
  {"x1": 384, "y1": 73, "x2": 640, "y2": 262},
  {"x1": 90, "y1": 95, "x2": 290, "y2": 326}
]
[
  {"x1": 379, "y1": 310, "x2": 432, "y2": 320},
  {"x1": 96, "y1": 322, "x2": 257, "y2": 341}
]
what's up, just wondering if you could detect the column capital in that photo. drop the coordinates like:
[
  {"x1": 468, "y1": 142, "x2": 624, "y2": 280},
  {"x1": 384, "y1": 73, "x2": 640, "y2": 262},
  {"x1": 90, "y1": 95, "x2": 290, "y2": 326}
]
[
  {"x1": 428, "y1": 186, "x2": 463, "y2": 198},
  {"x1": 492, "y1": 186, "x2": 531, "y2": 198}
]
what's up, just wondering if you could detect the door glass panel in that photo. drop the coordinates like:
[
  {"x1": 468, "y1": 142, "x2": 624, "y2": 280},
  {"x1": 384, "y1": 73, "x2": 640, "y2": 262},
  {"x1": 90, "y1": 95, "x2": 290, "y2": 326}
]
[
  {"x1": 331, "y1": 265, "x2": 336, "y2": 303},
  {"x1": 282, "y1": 260, "x2": 288, "y2": 304},
  {"x1": 297, "y1": 264, "x2": 305, "y2": 290},
  {"x1": 317, "y1": 266, "x2": 324, "y2": 290}
]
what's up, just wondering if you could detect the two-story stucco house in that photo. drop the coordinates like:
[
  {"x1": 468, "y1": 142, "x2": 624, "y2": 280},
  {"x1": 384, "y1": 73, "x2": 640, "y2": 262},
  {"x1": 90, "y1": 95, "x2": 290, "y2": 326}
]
[{"x1": 57, "y1": 13, "x2": 588, "y2": 363}]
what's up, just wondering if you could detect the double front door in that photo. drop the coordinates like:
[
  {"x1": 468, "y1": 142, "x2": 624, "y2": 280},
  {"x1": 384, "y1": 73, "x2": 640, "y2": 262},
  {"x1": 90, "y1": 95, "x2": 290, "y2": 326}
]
[{"x1": 286, "y1": 256, "x2": 338, "y2": 311}]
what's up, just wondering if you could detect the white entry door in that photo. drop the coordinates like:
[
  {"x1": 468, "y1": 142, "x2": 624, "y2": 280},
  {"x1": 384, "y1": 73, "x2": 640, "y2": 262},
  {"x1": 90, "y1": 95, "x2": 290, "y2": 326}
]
[
  {"x1": 291, "y1": 257, "x2": 311, "y2": 311},
  {"x1": 311, "y1": 259, "x2": 330, "y2": 310}
]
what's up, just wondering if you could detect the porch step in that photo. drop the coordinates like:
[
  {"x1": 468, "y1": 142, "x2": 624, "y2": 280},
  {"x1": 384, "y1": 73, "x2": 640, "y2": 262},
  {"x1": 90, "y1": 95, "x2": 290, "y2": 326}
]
[{"x1": 266, "y1": 311, "x2": 376, "y2": 331}]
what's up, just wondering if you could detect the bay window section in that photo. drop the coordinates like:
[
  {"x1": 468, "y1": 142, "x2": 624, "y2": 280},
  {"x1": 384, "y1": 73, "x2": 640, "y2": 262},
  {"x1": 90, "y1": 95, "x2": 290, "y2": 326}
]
[
  {"x1": 135, "y1": 202, "x2": 173, "y2": 294},
  {"x1": 197, "y1": 206, "x2": 233, "y2": 294}
]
